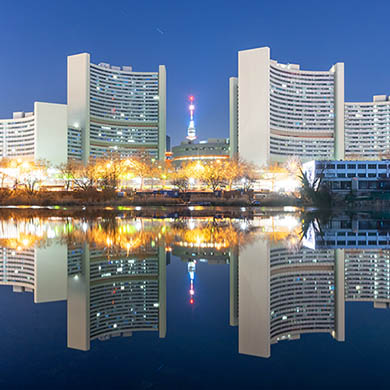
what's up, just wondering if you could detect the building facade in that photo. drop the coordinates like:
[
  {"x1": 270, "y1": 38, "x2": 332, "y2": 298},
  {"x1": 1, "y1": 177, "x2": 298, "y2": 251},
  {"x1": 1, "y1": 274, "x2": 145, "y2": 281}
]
[
  {"x1": 171, "y1": 138, "x2": 229, "y2": 166},
  {"x1": 231, "y1": 47, "x2": 390, "y2": 166},
  {"x1": 345, "y1": 95, "x2": 390, "y2": 160},
  {"x1": 0, "y1": 102, "x2": 67, "y2": 165},
  {"x1": 230, "y1": 47, "x2": 344, "y2": 166},
  {"x1": 303, "y1": 159, "x2": 390, "y2": 193},
  {"x1": 67, "y1": 242, "x2": 167, "y2": 351},
  {"x1": 67, "y1": 53, "x2": 166, "y2": 163}
]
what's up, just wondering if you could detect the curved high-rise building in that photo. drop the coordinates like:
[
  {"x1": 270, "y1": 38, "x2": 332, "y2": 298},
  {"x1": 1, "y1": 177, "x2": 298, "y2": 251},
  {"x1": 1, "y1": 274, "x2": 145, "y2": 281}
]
[
  {"x1": 237, "y1": 241, "x2": 345, "y2": 358},
  {"x1": 230, "y1": 47, "x2": 345, "y2": 166},
  {"x1": 0, "y1": 102, "x2": 67, "y2": 164},
  {"x1": 67, "y1": 243, "x2": 167, "y2": 351},
  {"x1": 345, "y1": 95, "x2": 390, "y2": 160},
  {"x1": 68, "y1": 53, "x2": 166, "y2": 162}
]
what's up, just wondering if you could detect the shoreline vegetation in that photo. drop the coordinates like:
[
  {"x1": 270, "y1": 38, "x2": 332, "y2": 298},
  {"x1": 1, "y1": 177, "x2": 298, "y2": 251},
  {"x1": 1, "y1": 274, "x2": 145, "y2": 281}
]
[{"x1": 0, "y1": 188, "x2": 299, "y2": 208}]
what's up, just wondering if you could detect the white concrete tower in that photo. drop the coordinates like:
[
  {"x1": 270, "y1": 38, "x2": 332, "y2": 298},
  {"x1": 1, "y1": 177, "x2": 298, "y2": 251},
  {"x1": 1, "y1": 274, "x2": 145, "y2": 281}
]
[{"x1": 186, "y1": 95, "x2": 197, "y2": 141}]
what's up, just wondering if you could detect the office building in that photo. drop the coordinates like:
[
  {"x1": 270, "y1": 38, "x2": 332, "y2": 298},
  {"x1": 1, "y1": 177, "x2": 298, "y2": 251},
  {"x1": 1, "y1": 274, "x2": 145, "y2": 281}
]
[
  {"x1": 0, "y1": 219, "x2": 67, "y2": 303},
  {"x1": 303, "y1": 160, "x2": 390, "y2": 193},
  {"x1": 67, "y1": 242, "x2": 167, "y2": 351},
  {"x1": 171, "y1": 138, "x2": 230, "y2": 166},
  {"x1": 345, "y1": 95, "x2": 390, "y2": 160},
  {"x1": 237, "y1": 242, "x2": 344, "y2": 358},
  {"x1": 0, "y1": 102, "x2": 67, "y2": 165},
  {"x1": 67, "y1": 53, "x2": 166, "y2": 163},
  {"x1": 230, "y1": 46, "x2": 344, "y2": 166}
]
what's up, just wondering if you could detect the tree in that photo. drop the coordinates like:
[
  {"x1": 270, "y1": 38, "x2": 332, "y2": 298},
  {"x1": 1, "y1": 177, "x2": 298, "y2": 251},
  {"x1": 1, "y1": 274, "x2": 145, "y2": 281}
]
[
  {"x1": 18, "y1": 159, "x2": 48, "y2": 194},
  {"x1": 72, "y1": 160, "x2": 99, "y2": 191},
  {"x1": 0, "y1": 158, "x2": 11, "y2": 188},
  {"x1": 171, "y1": 171, "x2": 190, "y2": 193},
  {"x1": 223, "y1": 158, "x2": 258, "y2": 191},
  {"x1": 131, "y1": 156, "x2": 154, "y2": 190},
  {"x1": 298, "y1": 168, "x2": 331, "y2": 208},
  {"x1": 201, "y1": 160, "x2": 227, "y2": 191},
  {"x1": 240, "y1": 161, "x2": 258, "y2": 191},
  {"x1": 58, "y1": 160, "x2": 78, "y2": 191},
  {"x1": 96, "y1": 159, "x2": 125, "y2": 191}
]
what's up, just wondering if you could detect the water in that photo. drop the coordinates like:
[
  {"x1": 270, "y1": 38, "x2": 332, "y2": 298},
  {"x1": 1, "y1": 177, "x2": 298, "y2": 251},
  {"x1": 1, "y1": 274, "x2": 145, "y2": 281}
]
[{"x1": 0, "y1": 208, "x2": 389, "y2": 389}]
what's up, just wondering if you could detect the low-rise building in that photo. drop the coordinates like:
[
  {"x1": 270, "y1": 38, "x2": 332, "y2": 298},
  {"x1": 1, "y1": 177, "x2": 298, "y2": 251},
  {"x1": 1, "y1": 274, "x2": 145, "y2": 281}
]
[
  {"x1": 303, "y1": 160, "x2": 390, "y2": 193},
  {"x1": 0, "y1": 102, "x2": 67, "y2": 165},
  {"x1": 171, "y1": 138, "x2": 229, "y2": 166}
]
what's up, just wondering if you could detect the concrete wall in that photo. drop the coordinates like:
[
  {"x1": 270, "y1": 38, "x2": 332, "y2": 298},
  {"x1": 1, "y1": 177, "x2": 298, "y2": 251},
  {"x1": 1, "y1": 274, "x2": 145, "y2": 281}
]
[
  {"x1": 238, "y1": 239, "x2": 270, "y2": 358},
  {"x1": 238, "y1": 47, "x2": 270, "y2": 167},
  {"x1": 67, "y1": 243, "x2": 90, "y2": 351},
  {"x1": 334, "y1": 63, "x2": 345, "y2": 159},
  {"x1": 158, "y1": 65, "x2": 167, "y2": 161},
  {"x1": 34, "y1": 102, "x2": 67, "y2": 165},
  {"x1": 229, "y1": 77, "x2": 238, "y2": 158},
  {"x1": 34, "y1": 243, "x2": 67, "y2": 303},
  {"x1": 67, "y1": 53, "x2": 90, "y2": 163}
]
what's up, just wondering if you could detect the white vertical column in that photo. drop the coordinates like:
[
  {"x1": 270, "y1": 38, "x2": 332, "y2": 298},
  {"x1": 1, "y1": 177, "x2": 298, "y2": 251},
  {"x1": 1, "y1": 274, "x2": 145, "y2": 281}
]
[
  {"x1": 158, "y1": 65, "x2": 167, "y2": 161},
  {"x1": 34, "y1": 102, "x2": 68, "y2": 165},
  {"x1": 67, "y1": 53, "x2": 90, "y2": 164},
  {"x1": 229, "y1": 77, "x2": 238, "y2": 158},
  {"x1": 229, "y1": 247, "x2": 238, "y2": 326},
  {"x1": 238, "y1": 239, "x2": 270, "y2": 358},
  {"x1": 158, "y1": 244, "x2": 167, "y2": 338},
  {"x1": 333, "y1": 62, "x2": 345, "y2": 160},
  {"x1": 67, "y1": 243, "x2": 90, "y2": 351},
  {"x1": 238, "y1": 47, "x2": 270, "y2": 167},
  {"x1": 334, "y1": 249, "x2": 345, "y2": 341},
  {"x1": 34, "y1": 243, "x2": 67, "y2": 303}
]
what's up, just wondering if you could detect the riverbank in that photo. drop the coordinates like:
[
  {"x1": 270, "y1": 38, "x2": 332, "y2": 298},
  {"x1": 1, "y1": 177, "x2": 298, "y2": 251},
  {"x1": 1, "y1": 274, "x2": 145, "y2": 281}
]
[{"x1": 0, "y1": 189, "x2": 300, "y2": 208}]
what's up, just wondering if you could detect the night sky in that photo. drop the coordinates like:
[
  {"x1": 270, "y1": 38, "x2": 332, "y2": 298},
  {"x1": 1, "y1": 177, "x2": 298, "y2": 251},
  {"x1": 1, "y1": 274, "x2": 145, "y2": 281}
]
[{"x1": 1, "y1": 0, "x2": 390, "y2": 146}]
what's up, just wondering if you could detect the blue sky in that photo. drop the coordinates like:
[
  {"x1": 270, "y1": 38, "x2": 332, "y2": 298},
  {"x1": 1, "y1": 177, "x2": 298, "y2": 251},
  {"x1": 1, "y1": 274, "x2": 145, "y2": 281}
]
[{"x1": 1, "y1": 0, "x2": 390, "y2": 146}]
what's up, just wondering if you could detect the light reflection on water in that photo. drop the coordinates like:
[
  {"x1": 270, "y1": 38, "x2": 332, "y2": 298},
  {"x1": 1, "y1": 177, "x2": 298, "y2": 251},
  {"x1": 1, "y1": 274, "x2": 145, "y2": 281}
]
[{"x1": 0, "y1": 210, "x2": 390, "y2": 361}]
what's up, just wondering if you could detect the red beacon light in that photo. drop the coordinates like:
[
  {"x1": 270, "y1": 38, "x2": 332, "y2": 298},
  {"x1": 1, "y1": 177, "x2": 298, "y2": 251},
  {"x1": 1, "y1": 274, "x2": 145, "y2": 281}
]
[
  {"x1": 189, "y1": 298, "x2": 194, "y2": 305},
  {"x1": 189, "y1": 95, "x2": 194, "y2": 102}
]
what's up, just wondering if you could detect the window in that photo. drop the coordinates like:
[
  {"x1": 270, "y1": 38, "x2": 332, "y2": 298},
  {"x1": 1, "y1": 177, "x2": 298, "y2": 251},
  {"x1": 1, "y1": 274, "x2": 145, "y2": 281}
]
[
  {"x1": 332, "y1": 181, "x2": 341, "y2": 190},
  {"x1": 341, "y1": 181, "x2": 352, "y2": 189},
  {"x1": 326, "y1": 164, "x2": 335, "y2": 169},
  {"x1": 379, "y1": 164, "x2": 387, "y2": 169},
  {"x1": 359, "y1": 181, "x2": 368, "y2": 189},
  {"x1": 368, "y1": 164, "x2": 376, "y2": 169},
  {"x1": 358, "y1": 173, "x2": 366, "y2": 178},
  {"x1": 368, "y1": 181, "x2": 377, "y2": 189},
  {"x1": 358, "y1": 164, "x2": 365, "y2": 169},
  {"x1": 337, "y1": 164, "x2": 345, "y2": 169}
]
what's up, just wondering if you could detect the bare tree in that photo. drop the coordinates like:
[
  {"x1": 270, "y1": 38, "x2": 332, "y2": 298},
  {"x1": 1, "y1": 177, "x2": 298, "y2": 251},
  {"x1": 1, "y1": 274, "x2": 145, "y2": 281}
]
[
  {"x1": 72, "y1": 160, "x2": 99, "y2": 191},
  {"x1": 201, "y1": 160, "x2": 227, "y2": 191}
]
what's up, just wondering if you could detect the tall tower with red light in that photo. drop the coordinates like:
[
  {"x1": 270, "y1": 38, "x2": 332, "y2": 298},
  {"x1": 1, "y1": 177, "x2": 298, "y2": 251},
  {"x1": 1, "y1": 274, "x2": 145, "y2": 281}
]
[
  {"x1": 188, "y1": 260, "x2": 196, "y2": 305},
  {"x1": 186, "y1": 96, "x2": 197, "y2": 142}
]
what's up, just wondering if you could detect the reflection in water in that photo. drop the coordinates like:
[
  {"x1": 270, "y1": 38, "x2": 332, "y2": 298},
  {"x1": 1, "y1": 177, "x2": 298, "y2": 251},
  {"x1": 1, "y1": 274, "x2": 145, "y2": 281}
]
[{"x1": 1, "y1": 213, "x2": 389, "y2": 358}]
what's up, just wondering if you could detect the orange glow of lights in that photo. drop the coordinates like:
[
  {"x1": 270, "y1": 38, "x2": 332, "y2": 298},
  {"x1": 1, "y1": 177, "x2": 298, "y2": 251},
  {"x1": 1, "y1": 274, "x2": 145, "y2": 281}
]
[{"x1": 190, "y1": 298, "x2": 194, "y2": 305}]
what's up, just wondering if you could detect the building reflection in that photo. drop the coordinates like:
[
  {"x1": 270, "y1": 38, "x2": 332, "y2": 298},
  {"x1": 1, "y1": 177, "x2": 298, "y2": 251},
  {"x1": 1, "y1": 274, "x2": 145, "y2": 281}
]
[
  {"x1": 0, "y1": 214, "x2": 389, "y2": 357},
  {"x1": 0, "y1": 218, "x2": 67, "y2": 303},
  {"x1": 235, "y1": 244, "x2": 345, "y2": 358},
  {"x1": 232, "y1": 214, "x2": 390, "y2": 358},
  {"x1": 67, "y1": 242, "x2": 167, "y2": 351}
]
